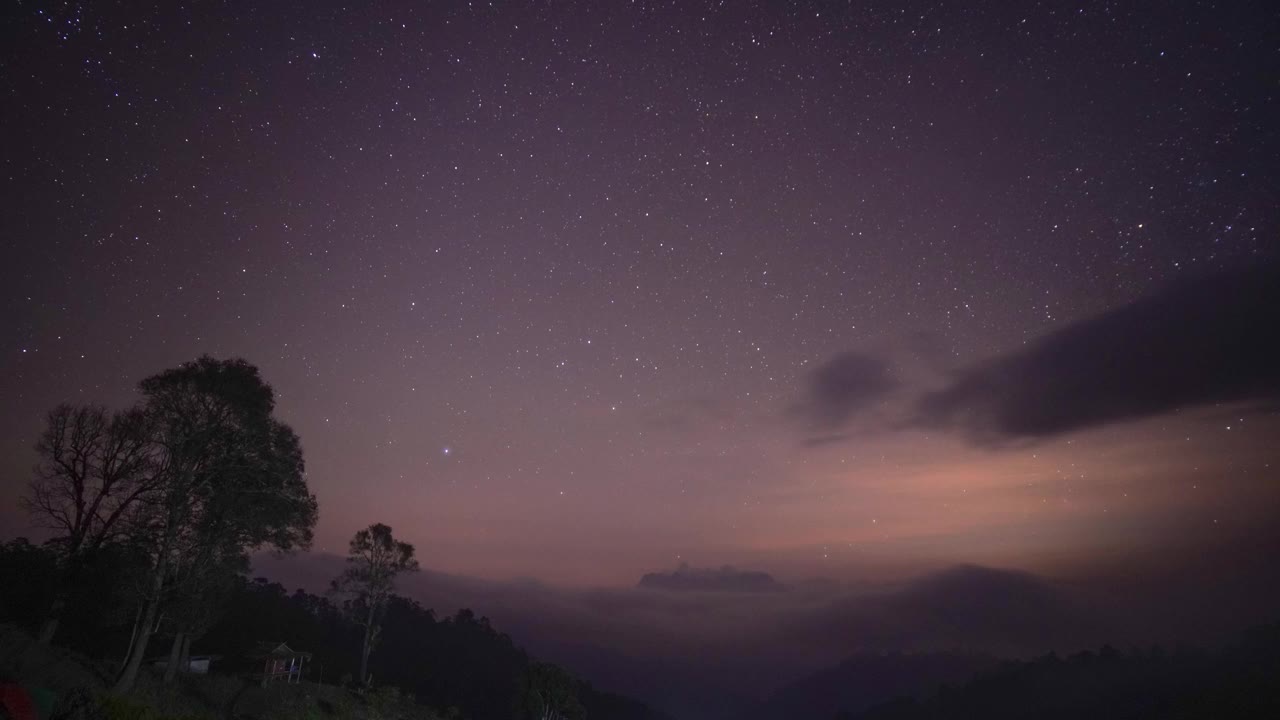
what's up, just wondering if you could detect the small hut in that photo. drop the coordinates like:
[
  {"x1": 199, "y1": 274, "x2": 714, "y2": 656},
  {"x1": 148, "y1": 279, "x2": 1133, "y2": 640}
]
[{"x1": 252, "y1": 641, "x2": 312, "y2": 685}]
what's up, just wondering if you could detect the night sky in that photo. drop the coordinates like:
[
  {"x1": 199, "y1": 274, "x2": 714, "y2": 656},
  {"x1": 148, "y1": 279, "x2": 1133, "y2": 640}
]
[{"x1": 3, "y1": 0, "x2": 1278, "y2": 602}]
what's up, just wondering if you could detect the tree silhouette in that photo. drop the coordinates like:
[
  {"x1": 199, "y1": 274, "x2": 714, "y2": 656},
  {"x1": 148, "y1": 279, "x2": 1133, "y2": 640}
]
[
  {"x1": 331, "y1": 523, "x2": 419, "y2": 685},
  {"x1": 522, "y1": 661, "x2": 586, "y2": 720},
  {"x1": 23, "y1": 404, "x2": 153, "y2": 644},
  {"x1": 113, "y1": 356, "x2": 318, "y2": 693}
]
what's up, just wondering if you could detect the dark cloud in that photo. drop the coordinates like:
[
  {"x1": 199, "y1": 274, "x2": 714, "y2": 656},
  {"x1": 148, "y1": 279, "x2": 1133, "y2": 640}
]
[
  {"x1": 916, "y1": 264, "x2": 1280, "y2": 442},
  {"x1": 793, "y1": 352, "x2": 898, "y2": 430},
  {"x1": 637, "y1": 563, "x2": 786, "y2": 593}
]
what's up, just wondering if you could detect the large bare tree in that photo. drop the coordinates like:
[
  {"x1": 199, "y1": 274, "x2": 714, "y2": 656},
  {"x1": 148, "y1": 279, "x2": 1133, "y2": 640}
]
[{"x1": 24, "y1": 403, "x2": 153, "y2": 643}]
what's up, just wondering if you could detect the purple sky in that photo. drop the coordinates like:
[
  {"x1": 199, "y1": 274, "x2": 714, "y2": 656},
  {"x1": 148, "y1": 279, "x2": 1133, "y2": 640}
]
[{"x1": 3, "y1": 1, "x2": 1277, "y2": 596}]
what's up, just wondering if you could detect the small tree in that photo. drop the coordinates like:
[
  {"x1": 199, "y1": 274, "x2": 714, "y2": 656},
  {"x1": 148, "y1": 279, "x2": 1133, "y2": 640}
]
[
  {"x1": 522, "y1": 661, "x2": 585, "y2": 720},
  {"x1": 331, "y1": 523, "x2": 418, "y2": 685}
]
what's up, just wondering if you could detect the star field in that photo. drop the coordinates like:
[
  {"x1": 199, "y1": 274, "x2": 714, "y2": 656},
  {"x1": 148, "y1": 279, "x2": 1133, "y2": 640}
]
[{"x1": 2, "y1": 0, "x2": 1278, "y2": 585}]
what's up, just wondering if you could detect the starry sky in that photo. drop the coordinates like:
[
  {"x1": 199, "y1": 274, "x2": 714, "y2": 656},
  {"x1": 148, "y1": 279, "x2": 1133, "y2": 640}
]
[{"x1": 2, "y1": 0, "x2": 1278, "y2": 593}]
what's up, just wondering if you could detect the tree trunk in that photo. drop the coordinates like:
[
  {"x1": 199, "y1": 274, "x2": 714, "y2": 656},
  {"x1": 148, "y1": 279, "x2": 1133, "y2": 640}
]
[
  {"x1": 36, "y1": 597, "x2": 63, "y2": 645},
  {"x1": 163, "y1": 631, "x2": 184, "y2": 683},
  {"x1": 38, "y1": 558, "x2": 78, "y2": 644},
  {"x1": 114, "y1": 552, "x2": 168, "y2": 693},
  {"x1": 359, "y1": 627, "x2": 372, "y2": 685},
  {"x1": 120, "y1": 603, "x2": 143, "y2": 674},
  {"x1": 359, "y1": 603, "x2": 376, "y2": 685},
  {"x1": 178, "y1": 635, "x2": 192, "y2": 674}
]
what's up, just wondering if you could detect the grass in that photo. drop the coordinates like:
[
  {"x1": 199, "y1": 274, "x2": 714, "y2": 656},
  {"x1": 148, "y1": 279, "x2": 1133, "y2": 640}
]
[{"x1": 1, "y1": 624, "x2": 444, "y2": 720}]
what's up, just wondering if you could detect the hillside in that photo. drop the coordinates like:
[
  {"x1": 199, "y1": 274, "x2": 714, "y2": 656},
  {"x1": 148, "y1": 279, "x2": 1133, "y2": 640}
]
[
  {"x1": 0, "y1": 539, "x2": 671, "y2": 720},
  {"x1": 0, "y1": 622, "x2": 441, "y2": 720},
  {"x1": 739, "y1": 651, "x2": 994, "y2": 720},
  {"x1": 845, "y1": 624, "x2": 1280, "y2": 720}
]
